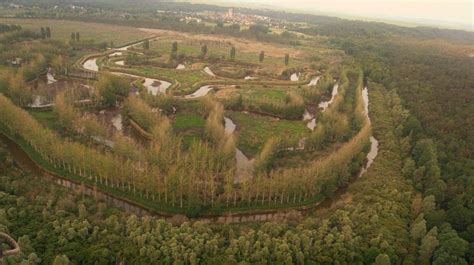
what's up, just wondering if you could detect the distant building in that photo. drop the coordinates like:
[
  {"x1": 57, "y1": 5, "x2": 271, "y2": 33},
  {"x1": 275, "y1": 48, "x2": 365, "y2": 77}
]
[{"x1": 228, "y1": 8, "x2": 233, "y2": 18}]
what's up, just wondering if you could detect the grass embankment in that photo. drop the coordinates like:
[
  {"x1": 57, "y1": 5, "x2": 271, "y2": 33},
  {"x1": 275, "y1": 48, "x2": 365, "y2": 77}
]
[
  {"x1": 171, "y1": 112, "x2": 206, "y2": 146},
  {"x1": 28, "y1": 110, "x2": 59, "y2": 131},
  {"x1": 146, "y1": 38, "x2": 308, "y2": 71},
  {"x1": 227, "y1": 111, "x2": 307, "y2": 156},
  {"x1": 217, "y1": 86, "x2": 294, "y2": 101}
]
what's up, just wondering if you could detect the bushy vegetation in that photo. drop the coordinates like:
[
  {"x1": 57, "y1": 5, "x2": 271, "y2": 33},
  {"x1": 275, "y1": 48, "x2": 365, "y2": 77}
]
[
  {"x1": 0, "y1": 2, "x2": 472, "y2": 263},
  {"x1": 241, "y1": 91, "x2": 305, "y2": 120},
  {"x1": 0, "y1": 75, "x2": 439, "y2": 264},
  {"x1": 95, "y1": 74, "x2": 130, "y2": 107},
  {"x1": 332, "y1": 34, "x2": 474, "y2": 264}
]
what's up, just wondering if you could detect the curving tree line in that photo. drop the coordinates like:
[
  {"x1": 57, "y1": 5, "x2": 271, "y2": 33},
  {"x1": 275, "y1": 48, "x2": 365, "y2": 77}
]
[{"x1": 0, "y1": 66, "x2": 370, "y2": 214}]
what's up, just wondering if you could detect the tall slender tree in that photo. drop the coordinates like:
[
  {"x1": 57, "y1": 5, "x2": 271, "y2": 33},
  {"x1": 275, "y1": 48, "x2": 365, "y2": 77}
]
[
  {"x1": 143, "y1": 39, "x2": 150, "y2": 50},
  {"x1": 172, "y1": 41, "x2": 178, "y2": 53},
  {"x1": 201, "y1": 44, "x2": 208, "y2": 58},
  {"x1": 259, "y1": 51, "x2": 265, "y2": 63},
  {"x1": 230, "y1": 46, "x2": 236, "y2": 60},
  {"x1": 170, "y1": 41, "x2": 178, "y2": 60}
]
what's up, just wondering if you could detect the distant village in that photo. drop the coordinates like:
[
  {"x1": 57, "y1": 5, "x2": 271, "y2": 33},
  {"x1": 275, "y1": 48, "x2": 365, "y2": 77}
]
[{"x1": 174, "y1": 8, "x2": 291, "y2": 30}]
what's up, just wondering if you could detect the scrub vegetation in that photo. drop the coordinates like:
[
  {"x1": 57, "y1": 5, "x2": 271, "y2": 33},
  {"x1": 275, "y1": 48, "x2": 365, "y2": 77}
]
[{"x1": 0, "y1": 0, "x2": 472, "y2": 263}]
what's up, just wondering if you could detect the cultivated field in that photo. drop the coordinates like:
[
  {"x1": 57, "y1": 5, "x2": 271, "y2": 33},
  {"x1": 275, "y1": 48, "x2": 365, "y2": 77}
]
[{"x1": 0, "y1": 18, "x2": 151, "y2": 45}]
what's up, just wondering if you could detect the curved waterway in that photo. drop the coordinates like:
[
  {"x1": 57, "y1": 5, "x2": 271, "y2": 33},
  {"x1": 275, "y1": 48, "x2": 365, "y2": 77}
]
[
  {"x1": 303, "y1": 110, "x2": 313, "y2": 121},
  {"x1": 108, "y1": 52, "x2": 123, "y2": 57},
  {"x1": 359, "y1": 136, "x2": 378, "y2": 177},
  {"x1": 204, "y1": 67, "x2": 216, "y2": 77},
  {"x1": 224, "y1": 117, "x2": 236, "y2": 134},
  {"x1": 83, "y1": 56, "x2": 209, "y2": 98},
  {"x1": 224, "y1": 116, "x2": 254, "y2": 183},
  {"x1": 176, "y1": 64, "x2": 185, "y2": 70},
  {"x1": 115, "y1": 38, "x2": 156, "y2": 51},
  {"x1": 111, "y1": 113, "x2": 123, "y2": 131},
  {"x1": 46, "y1": 68, "x2": 57, "y2": 84},
  {"x1": 184, "y1": 85, "x2": 213, "y2": 99},
  {"x1": 307, "y1": 76, "x2": 320, "y2": 86},
  {"x1": 83, "y1": 38, "x2": 157, "y2": 72},
  {"x1": 82, "y1": 56, "x2": 171, "y2": 95},
  {"x1": 359, "y1": 86, "x2": 379, "y2": 177},
  {"x1": 318, "y1": 83, "x2": 339, "y2": 111},
  {"x1": 303, "y1": 110, "x2": 316, "y2": 131},
  {"x1": 290, "y1": 73, "x2": 300, "y2": 81},
  {"x1": 111, "y1": 72, "x2": 171, "y2": 95},
  {"x1": 83, "y1": 58, "x2": 98, "y2": 72},
  {"x1": 29, "y1": 95, "x2": 53, "y2": 108}
]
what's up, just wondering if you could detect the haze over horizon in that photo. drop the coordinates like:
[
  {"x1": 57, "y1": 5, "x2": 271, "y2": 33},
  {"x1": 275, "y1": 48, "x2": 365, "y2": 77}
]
[{"x1": 193, "y1": 0, "x2": 473, "y2": 30}]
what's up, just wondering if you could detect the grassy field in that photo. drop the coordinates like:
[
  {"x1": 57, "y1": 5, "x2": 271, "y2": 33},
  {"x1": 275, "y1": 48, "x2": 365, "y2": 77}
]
[
  {"x1": 246, "y1": 89, "x2": 287, "y2": 100},
  {"x1": 146, "y1": 37, "x2": 309, "y2": 73},
  {"x1": 227, "y1": 111, "x2": 307, "y2": 156},
  {"x1": 0, "y1": 65, "x2": 10, "y2": 75},
  {"x1": 172, "y1": 112, "x2": 205, "y2": 130},
  {"x1": 215, "y1": 85, "x2": 303, "y2": 107},
  {"x1": 0, "y1": 18, "x2": 150, "y2": 46},
  {"x1": 140, "y1": 28, "x2": 305, "y2": 57},
  {"x1": 28, "y1": 110, "x2": 59, "y2": 131},
  {"x1": 172, "y1": 112, "x2": 206, "y2": 147},
  {"x1": 119, "y1": 66, "x2": 209, "y2": 93}
]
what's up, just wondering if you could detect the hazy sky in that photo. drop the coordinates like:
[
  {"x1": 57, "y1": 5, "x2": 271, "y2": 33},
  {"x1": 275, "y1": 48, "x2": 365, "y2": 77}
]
[{"x1": 200, "y1": 0, "x2": 473, "y2": 30}]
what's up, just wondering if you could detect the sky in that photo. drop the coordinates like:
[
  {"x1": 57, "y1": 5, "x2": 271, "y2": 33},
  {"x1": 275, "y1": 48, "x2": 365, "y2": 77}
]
[{"x1": 195, "y1": 0, "x2": 473, "y2": 30}]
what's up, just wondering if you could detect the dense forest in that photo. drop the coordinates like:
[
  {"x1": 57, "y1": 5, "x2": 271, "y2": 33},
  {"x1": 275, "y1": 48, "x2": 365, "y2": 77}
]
[
  {"x1": 3, "y1": 80, "x2": 463, "y2": 264},
  {"x1": 0, "y1": 0, "x2": 472, "y2": 263},
  {"x1": 332, "y1": 31, "x2": 474, "y2": 264}
]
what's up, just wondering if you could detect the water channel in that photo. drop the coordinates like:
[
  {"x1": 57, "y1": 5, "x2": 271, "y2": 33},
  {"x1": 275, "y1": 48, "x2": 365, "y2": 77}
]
[
  {"x1": 223, "y1": 116, "x2": 254, "y2": 183},
  {"x1": 290, "y1": 72, "x2": 300, "y2": 81},
  {"x1": 359, "y1": 87, "x2": 379, "y2": 177},
  {"x1": 318, "y1": 83, "x2": 339, "y2": 111}
]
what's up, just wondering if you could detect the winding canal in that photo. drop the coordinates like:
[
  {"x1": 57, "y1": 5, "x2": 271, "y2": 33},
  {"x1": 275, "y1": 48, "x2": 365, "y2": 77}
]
[
  {"x1": 83, "y1": 58, "x2": 98, "y2": 72},
  {"x1": 359, "y1": 87, "x2": 379, "y2": 177},
  {"x1": 184, "y1": 85, "x2": 214, "y2": 99},
  {"x1": 318, "y1": 83, "x2": 339, "y2": 111},
  {"x1": 223, "y1": 116, "x2": 254, "y2": 183}
]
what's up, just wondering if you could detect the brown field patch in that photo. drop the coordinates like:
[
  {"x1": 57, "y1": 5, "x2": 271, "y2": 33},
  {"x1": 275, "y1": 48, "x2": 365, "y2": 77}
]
[
  {"x1": 0, "y1": 18, "x2": 151, "y2": 45},
  {"x1": 215, "y1": 88, "x2": 238, "y2": 99},
  {"x1": 138, "y1": 28, "x2": 305, "y2": 58}
]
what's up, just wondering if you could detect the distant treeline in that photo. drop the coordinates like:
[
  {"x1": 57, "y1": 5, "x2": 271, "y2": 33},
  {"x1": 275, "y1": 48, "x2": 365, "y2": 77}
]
[{"x1": 6, "y1": 0, "x2": 474, "y2": 43}]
